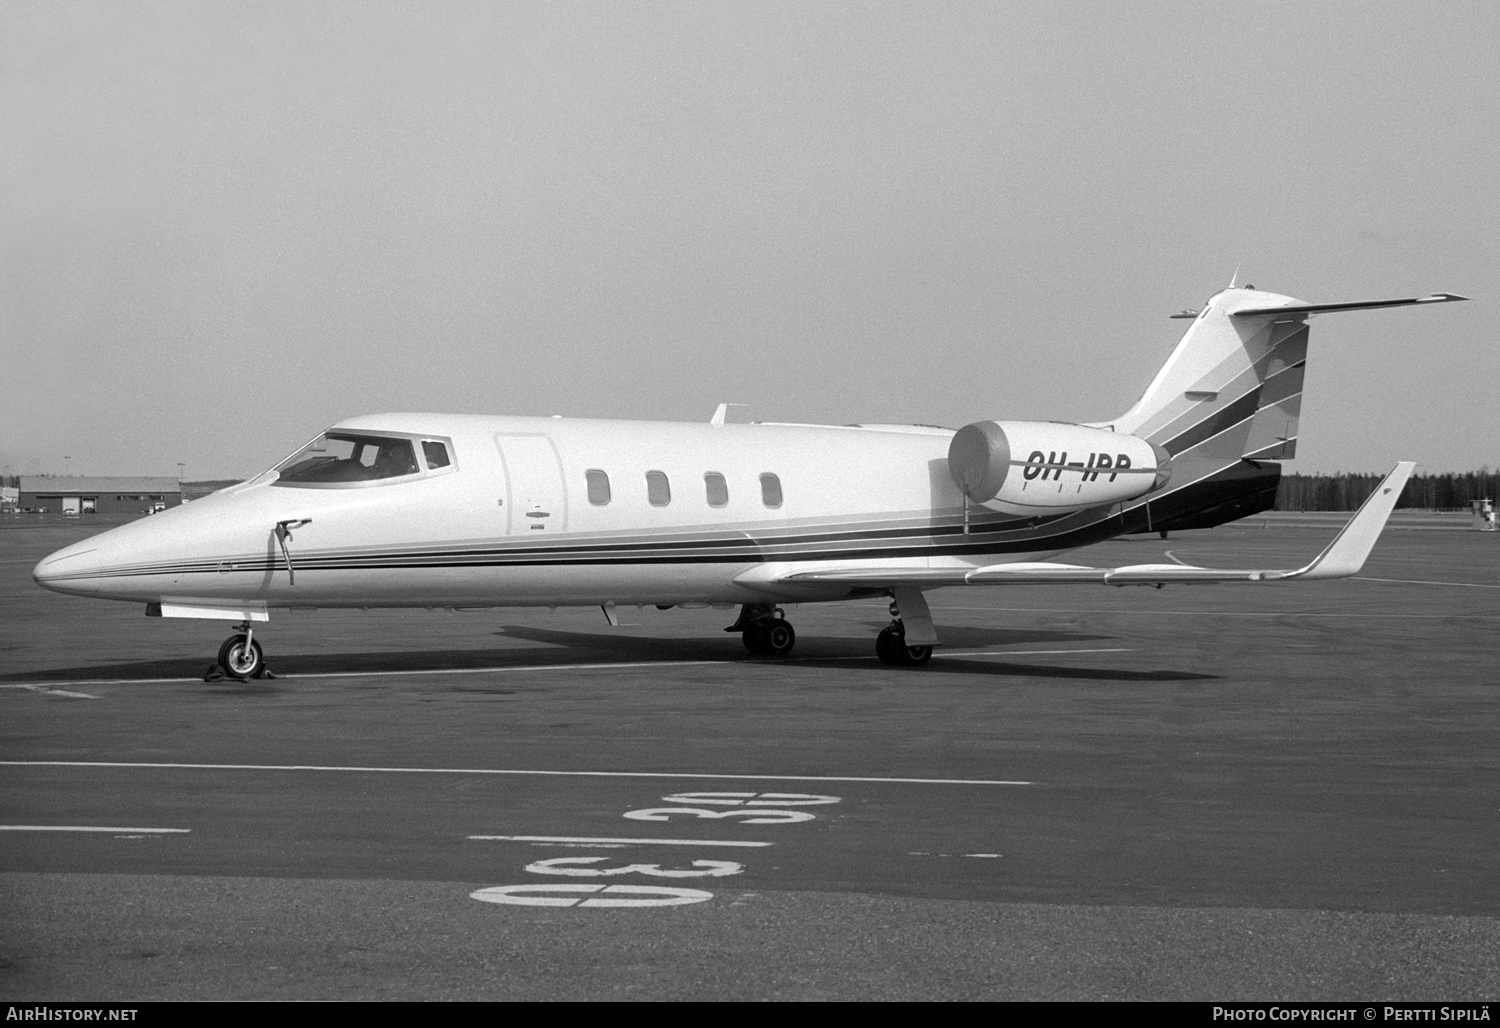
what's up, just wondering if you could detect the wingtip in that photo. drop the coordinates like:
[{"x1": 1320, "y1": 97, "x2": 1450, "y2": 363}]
[{"x1": 1292, "y1": 461, "x2": 1414, "y2": 580}]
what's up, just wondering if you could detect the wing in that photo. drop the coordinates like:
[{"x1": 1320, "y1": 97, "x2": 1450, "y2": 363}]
[{"x1": 736, "y1": 462, "x2": 1414, "y2": 590}]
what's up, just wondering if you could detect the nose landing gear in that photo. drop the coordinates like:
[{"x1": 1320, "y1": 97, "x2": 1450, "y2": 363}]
[{"x1": 205, "y1": 622, "x2": 275, "y2": 681}]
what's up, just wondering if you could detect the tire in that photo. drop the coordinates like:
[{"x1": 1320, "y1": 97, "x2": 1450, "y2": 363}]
[
  {"x1": 760, "y1": 618, "x2": 795, "y2": 657},
  {"x1": 217, "y1": 634, "x2": 264, "y2": 680},
  {"x1": 876, "y1": 627, "x2": 931, "y2": 667}
]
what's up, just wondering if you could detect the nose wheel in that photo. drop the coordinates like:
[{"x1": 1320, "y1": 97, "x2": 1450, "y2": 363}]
[{"x1": 208, "y1": 622, "x2": 273, "y2": 681}]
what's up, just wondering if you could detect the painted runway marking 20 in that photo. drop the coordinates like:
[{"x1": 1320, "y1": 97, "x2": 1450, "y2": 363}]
[
  {"x1": 471, "y1": 884, "x2": 714, "y2": 908},
  {"x1": 524, "y1": 857, "x2": 744, "y2": 878}
]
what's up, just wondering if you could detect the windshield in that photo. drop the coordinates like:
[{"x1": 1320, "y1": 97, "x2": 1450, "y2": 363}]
[{"x1": 275, "y1": 433, "x2": 421, "y2": 484}]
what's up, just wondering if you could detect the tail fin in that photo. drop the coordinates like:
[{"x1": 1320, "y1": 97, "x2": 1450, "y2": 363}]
[
  {"x1": 1107, "y1": 287, "x2": 1465, "y2": 462},
  {"x1": 1098, "y1": 285, "x2": 1462, "y2": 532},
  {"x1": 1106, "y1": 286, "x2": 1310, "y2": 462}
]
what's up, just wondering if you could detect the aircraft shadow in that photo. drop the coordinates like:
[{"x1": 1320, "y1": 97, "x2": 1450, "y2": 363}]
[
  {"x1": 1, "y1": 625, "x2": 1215, "y2": 684},
  {"x1": 490, "y1": 622, "x2": 1112, "y2": 657}
]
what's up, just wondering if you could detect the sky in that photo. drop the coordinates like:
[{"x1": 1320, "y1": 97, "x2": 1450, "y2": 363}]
[{"x1": 3, "y1": 1, "x2": 1496, "y2": 480}]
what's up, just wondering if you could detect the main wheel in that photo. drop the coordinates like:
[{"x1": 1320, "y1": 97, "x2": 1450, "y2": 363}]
[
  {"x1": 760, "y1": 618, "x2": 795, "y2": 657},
  {"x1": 876, "y1": 626, "x2": 932, "y2": 667},
  {"x1": 217, "y1": 634, "x2": 264, "y2": 680}
]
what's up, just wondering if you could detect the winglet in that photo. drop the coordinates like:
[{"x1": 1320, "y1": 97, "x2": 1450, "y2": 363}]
[{"x1": 1288, "y1": 462, "x2": 1415, "y2": 580}]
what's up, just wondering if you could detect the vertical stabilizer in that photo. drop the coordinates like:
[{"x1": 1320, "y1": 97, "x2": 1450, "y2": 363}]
[
  {"x1": 1096, "y1": 285, "x2": 1462, "y2": 533},
  {"x1": 1107, "y1": 286, "x2": 1308, "y2": 462}
]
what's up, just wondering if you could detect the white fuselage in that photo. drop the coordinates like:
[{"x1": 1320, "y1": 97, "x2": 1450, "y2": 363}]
[{"x1": 33, "y1": 413, "x2": 1074, "y2": 614}]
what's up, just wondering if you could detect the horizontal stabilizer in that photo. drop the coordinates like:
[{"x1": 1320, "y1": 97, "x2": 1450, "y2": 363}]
[
  {"x1": 759, "y1": 462, "x2": 1414, "y2": 590},
  {"x1": 1232, "y1": 293, "x2": 1466, "y2": 319}
]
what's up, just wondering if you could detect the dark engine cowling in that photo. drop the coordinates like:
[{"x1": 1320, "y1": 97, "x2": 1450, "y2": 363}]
[{"x1": 948, "y1": 420, "x2": 1170, "y2": 515}]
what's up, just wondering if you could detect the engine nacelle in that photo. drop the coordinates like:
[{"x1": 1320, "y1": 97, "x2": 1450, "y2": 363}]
[{"x1": 948, "y1": 420, "x2": 1170, "y2": 515}]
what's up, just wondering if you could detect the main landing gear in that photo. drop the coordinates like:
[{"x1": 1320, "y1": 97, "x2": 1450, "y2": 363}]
[
  {"x1": 726, "y1": 598, "x2": 933, "y2": 667},
  {"x1": 876, "y1": 599, "x2": 933, "y2": 667},
  {"x1": 726, "y1": 604, "x2": 797, "y2": 658},
  {"x1": 206, "y1": 622, "x2": 275, "y2": 681}
]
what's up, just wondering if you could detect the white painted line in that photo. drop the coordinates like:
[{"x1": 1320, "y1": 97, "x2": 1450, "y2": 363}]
[
  {"x1": 0, "y1": 684, "x2": 100, "y2": 699},
  {"x1": 470, "y1": 835, "x2": 771, "y2": 848},
  {"x1": 0, "y1": 761, "x2": 1033, "y2": 786},
  {"x1": 1353, "y1": 576, "x2": 1500, "y2": 590},
  {"x1": 0, "y1": 825, "x2": 189, "y2": 834}
]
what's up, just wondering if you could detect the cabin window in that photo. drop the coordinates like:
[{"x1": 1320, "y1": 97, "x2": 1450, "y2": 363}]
[
  {"x1": 704, "y1": 472, "x2": 728, "y2": 508},
  {"x1": 422, "y1": 440, "x2": 452, "y2": 469},
  {"x1": 760, "y1": 473, "x2": 783, "y2": 508},
  {"x1": 646, "y1": 470, "x2": 671, "y2": 507},
  {"x1": 586, "y1": 469, "x2": 611, "y2": 506},
  {"x1": 275, "y1": 433, "x2": 421, "y2": 484}
]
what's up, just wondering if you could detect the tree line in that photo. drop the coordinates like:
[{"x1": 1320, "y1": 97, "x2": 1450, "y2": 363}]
[{"x1": 1275, "y1": 470, "x2": 1497, "y2": 512}]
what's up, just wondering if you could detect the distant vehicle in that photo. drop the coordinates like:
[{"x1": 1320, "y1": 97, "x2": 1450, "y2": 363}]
[{"x1": 33, "y1": 281, "x2": 1463, "y2": 679}]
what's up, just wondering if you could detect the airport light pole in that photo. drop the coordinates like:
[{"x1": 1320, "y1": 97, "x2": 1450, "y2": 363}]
[
  {"x1": 178, "y1": 462, "x2": 187, "y2": 503},
  {"x1": 63, "y1": 456, "x2": 71, "y2": 477}
]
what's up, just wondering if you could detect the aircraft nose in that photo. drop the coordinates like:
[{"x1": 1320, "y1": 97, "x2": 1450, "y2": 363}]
[{"x1": 33, "y1": 540, "x2": 107, "y2": 596}]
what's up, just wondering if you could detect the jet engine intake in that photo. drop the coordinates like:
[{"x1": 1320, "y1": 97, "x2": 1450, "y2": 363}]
[{"x1": 948, "y1": 420, "x2": 1169, "y2": 515}]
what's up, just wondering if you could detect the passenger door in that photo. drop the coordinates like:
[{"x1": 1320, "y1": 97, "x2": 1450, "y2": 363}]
[{"x1": 493, "y1": 434, "x2": 568, "y2": 535}]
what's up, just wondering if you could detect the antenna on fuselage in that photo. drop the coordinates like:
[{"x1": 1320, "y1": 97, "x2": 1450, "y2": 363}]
[{"x1": 710, "y1": 403, "x2": 748, "y2": 428}]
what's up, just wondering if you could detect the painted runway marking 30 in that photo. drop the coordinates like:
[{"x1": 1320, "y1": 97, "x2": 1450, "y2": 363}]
[
  {"x1": 471, "y1": 884, "x2": 714, "y2": 908},
  {"x1": 524, "y1": 857, "x2": 743, "y2": 878}
]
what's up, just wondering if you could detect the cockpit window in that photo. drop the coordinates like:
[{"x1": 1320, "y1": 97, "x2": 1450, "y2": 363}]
[
  {"x1": 422, "y1": 440, "x2": 452, "y2": 469},
  {"x1": 276, "y1": 434, "x2": 421, "y2": 484}
]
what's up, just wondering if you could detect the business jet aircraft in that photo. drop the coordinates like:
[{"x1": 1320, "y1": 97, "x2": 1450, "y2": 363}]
[{"x1": 34, "y1": 283, "x2": 1463, "y2": 679}]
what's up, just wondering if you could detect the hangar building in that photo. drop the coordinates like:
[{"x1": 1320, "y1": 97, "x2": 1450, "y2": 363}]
[{"x1": 17, "y1": 477, "x2": 182, "y2": 514}]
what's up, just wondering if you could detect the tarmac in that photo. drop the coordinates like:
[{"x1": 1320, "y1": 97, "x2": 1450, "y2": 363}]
[{"x1": 2, "y1": 512, "x2": 1498, "y2": 1000}]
